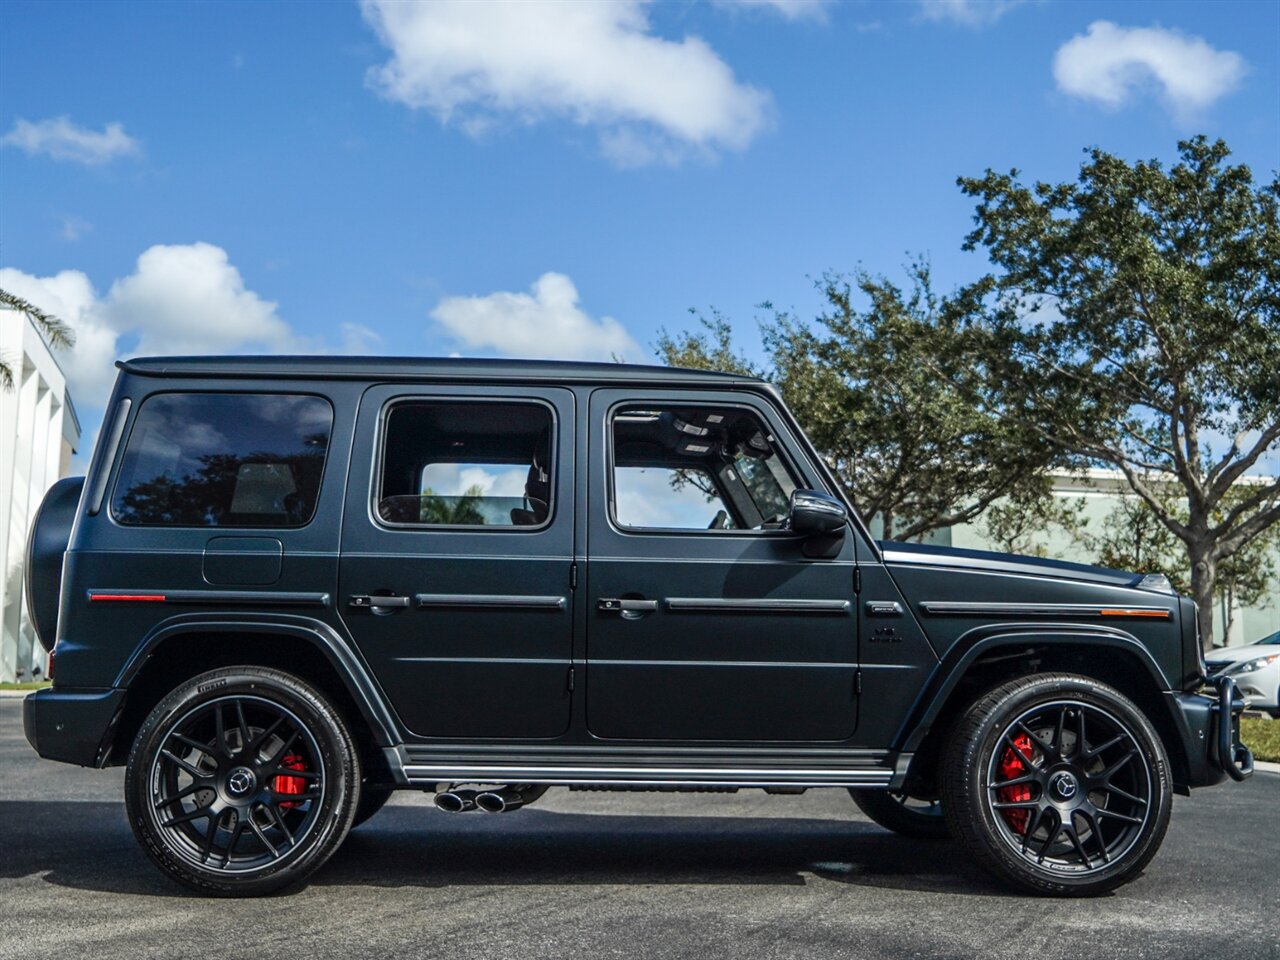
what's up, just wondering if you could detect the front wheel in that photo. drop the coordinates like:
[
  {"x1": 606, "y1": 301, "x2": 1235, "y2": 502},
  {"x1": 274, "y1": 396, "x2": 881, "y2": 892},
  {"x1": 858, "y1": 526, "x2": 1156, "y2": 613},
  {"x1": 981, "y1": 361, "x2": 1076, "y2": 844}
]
[
  {"x1": 849, "y1": 788, "x2": 951, "y2": 839},
  {"x1": 942, "y1": 673, "x2": 1172, "y2": 896},
  {"x1": 125, "y1": 667, "x2": 361, "y2": 896}
]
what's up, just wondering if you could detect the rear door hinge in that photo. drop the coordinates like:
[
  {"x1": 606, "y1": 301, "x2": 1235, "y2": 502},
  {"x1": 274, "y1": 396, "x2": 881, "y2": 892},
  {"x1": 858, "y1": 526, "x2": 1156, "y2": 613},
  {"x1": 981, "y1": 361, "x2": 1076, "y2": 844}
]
[
  {"x1": 854, "y1": 567, "x2": 862, "y2": 594},
  {"x1": 854, "y1": 668, "x2": 862, "y2": 697},
  {"x1": 567, "y1": 667, "x2": 576, "y2": 692},
  {"x1": 570, "y1": 562, "x2": 578, "y2": 590}
]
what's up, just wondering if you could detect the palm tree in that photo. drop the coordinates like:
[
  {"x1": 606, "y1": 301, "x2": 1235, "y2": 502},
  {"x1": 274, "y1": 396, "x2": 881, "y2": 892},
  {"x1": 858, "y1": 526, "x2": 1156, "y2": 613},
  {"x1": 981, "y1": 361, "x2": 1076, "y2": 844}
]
[{"x1": 1, "y1": 288, "x2": 75, "y2": 390}]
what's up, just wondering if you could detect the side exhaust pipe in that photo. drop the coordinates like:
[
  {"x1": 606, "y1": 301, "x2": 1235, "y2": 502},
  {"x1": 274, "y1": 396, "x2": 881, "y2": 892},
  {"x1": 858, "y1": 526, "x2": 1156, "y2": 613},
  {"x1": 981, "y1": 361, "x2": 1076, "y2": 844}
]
[
  {"x1": 475, "y1": 785, "x2": 548, "y2": 814},
  {"x1": 434, "y1": 789, "x2": 479, "y2": 813}
]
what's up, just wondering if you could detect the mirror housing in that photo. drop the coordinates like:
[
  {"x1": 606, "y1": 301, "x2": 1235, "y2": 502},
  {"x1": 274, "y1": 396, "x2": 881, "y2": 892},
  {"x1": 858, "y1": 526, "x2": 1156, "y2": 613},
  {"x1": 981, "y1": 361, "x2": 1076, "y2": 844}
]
[{"x1": 788, "y1": 489, "x2": 847, "y2": 536}]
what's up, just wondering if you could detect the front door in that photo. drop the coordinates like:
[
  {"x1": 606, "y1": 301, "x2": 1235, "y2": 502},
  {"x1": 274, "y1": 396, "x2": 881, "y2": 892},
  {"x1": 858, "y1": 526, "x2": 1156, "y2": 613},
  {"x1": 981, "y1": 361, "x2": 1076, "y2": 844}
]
[
  {"x1": 338, "y1": 384, "x2": 575, "y2": 740},
  {"x1": 585, "y1": 389, "x2": 858, "y2": 742}
]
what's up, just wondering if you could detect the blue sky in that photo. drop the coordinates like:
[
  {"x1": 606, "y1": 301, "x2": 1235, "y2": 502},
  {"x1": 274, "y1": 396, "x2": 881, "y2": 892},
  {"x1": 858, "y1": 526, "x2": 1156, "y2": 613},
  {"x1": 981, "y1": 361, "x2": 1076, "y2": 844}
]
[{"x1": 2, "y1": 0, "x2": 1277, "y2": 457}]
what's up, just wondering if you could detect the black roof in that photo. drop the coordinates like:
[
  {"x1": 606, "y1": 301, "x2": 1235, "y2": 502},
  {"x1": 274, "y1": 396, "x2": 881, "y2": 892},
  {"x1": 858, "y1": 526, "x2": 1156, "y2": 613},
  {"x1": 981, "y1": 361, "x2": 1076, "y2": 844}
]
[{"x1": 117, "y1": 355, "x2": 763, "y2": 387}]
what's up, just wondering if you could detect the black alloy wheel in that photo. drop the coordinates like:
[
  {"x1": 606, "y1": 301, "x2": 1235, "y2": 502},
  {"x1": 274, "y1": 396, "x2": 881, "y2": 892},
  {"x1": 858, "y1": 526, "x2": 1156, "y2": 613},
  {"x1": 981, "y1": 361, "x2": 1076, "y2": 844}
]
[
  {"x1": 943, "y1": 673, "x2": 1172, "y2": 896},
  {"x1": 849, "y1": 787, "x2": 951, "y2": 839},
  {"x1": 126, "y1": 667, "x2": 360, "y2": 896}
]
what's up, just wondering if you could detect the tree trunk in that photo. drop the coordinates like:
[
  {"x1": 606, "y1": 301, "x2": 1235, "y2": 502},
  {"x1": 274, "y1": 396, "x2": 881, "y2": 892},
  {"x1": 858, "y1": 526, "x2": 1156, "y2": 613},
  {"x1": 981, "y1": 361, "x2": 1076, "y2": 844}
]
[{"x1": 1189, "y1": 542, "x2": 1217, "y2": 652}]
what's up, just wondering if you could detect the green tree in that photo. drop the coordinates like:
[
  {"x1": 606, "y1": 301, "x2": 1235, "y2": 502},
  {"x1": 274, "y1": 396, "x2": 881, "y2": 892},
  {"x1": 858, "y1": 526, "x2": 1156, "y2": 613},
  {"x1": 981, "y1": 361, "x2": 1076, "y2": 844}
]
[
  {"x1": 1, "y1": 288, "x2": 76, "y2": 390},
  {"x1": 961, "y1": 137, "x2": 1280, "y2": 647},
  {"x1": 658, "y1": 262, "x2": 1060, "y2": 541},
  {"x1": 979, "y1": 480, "x2": 1085, "y2": 558}
]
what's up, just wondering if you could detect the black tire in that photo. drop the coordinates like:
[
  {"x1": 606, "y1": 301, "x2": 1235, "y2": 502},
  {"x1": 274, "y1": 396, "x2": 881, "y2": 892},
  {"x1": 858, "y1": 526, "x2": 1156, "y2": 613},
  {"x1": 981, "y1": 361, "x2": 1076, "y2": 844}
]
[
  {"x1": 941, "y1": 673, "x2": 1172, "y2": 897},
  {"x1": 125, "y1": 667, "x2": 361, "y2": 896},
  {"x1": 849, "y1": 788, "x2": 951, "y2": 839},
  {"x1": 352, "y1": 786, "x2": 394, "y2": 828}
]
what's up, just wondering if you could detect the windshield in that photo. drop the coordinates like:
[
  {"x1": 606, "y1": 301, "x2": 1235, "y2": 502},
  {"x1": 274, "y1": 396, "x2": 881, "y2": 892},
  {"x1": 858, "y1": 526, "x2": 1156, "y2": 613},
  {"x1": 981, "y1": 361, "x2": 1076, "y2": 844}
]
[{"x1": 1253, "y1": 631, "x2": 1280, "y2": 645}]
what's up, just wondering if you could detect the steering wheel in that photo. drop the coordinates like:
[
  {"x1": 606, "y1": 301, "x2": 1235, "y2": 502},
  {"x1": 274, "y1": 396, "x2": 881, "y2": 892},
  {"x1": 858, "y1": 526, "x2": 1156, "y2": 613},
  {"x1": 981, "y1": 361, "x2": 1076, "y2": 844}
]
[{"x1": 708, "y1": 509, "x2": 729, "y2": 530}]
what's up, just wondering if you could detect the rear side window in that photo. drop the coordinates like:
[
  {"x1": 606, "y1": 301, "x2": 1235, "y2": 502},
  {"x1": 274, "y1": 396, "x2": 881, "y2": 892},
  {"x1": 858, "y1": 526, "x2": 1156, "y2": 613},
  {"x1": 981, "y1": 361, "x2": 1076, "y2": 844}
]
[
  {"x1": 376, "y1": 400, "x2": 553, "y2": 528},
  {"x1": 112, "y1": 393, "x2": 333, "y2": 527}
]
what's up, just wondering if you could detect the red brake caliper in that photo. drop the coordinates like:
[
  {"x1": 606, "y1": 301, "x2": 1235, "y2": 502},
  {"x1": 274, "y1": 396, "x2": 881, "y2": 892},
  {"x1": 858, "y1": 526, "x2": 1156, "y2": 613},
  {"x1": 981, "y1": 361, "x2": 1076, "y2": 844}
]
[
  {"x1": 273, "y1": 753, "x2": 308, "y2": 809},
  {"x1": 997, "y1": 734, "x2": 1035, "y2": 834}
]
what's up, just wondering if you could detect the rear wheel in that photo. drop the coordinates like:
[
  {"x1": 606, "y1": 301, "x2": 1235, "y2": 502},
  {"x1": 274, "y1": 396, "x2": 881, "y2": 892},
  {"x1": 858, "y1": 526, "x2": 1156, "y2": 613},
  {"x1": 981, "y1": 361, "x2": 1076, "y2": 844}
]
[
  {"x1": 125, "y1": 667, "x2": 360, "y2": 896},
  {"x1": 942, "y1": 673, "x2": 1171, "y2": 896},
  {"x1": 849, "y1": 788, "x2": 951, "y2": 839}
]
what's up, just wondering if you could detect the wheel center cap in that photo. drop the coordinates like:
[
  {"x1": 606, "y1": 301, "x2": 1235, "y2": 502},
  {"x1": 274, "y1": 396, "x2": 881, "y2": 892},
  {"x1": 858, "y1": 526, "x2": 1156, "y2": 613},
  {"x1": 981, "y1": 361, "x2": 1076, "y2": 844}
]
[
  {"x1": 226, "y1": 767, "x2": 257, "y2": 798},
  {"x1": 1049, "y1": 771, "x2": 1079, "y2": 801}
]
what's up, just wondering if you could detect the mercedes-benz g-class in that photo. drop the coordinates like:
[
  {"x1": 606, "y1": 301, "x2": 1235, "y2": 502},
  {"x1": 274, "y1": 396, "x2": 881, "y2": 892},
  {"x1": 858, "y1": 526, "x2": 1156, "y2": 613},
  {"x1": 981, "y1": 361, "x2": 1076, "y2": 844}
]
[{"x1": 23, "y1": 356, "x2": 1252, "y2": 896}]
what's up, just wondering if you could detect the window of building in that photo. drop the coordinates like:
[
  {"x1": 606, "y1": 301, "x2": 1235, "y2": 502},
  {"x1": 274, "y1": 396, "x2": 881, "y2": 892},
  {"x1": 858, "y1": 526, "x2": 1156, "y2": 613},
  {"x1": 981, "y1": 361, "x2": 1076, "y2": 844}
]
[
  {"x1": 611, "y1": 405, "x2": 798, "y2": 532},
  {"x1": 376, "y1": 401, "x2": 553, "y2": 528},
  {"x1": 112, "y1": 393, "x2": 332, "y2": 527}
]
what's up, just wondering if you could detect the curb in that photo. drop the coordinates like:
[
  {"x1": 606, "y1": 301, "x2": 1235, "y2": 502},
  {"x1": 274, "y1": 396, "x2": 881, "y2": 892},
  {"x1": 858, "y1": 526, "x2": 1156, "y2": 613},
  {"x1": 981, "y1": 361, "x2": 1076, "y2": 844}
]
[
  {"x1": 0, "y1": 690, "x2": 40, "y2": 699},
  {"x1": 1255, "y1": 760, "x2": 1280, "y2": 776}
]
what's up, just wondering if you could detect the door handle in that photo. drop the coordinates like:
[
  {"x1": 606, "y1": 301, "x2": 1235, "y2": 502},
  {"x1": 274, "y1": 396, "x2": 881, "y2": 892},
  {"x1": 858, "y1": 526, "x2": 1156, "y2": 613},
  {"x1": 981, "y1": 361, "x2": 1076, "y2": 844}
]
[
  {"x1": 349, "y1": 594, "x2": 411, "y2": 610},
  {"x1": 597, "y1": 598, "x2": 658, "y2": 613}
]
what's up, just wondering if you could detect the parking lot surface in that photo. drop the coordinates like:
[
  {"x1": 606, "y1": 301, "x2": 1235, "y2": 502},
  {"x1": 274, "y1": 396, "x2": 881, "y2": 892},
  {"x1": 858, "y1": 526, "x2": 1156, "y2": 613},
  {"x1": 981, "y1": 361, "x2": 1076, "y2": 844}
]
[{"x1": 1, "y1": 698, "x2": 1277, "y2": 960}]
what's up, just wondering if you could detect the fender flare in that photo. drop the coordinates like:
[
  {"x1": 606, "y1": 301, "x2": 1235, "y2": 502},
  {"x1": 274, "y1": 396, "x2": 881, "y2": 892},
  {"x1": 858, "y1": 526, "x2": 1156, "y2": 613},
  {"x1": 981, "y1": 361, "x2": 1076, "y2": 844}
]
[
  {"x1": 113, "y1": 611, "x2": 401, "y2": 746},
  {"x1": 893, "y1": 623, "x2": 1175, "y2": 754}
]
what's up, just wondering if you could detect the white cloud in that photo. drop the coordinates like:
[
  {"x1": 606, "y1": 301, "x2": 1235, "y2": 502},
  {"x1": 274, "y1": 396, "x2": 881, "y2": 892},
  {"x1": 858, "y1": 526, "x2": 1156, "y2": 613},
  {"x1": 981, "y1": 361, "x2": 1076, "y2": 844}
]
[
  {"x1": 711, "y1": 0, "x2": 830, "y2": 22},
  {"x1": 1, "y1": 116, "x2": 141, "y2": 165},
  {"x1": 360, "y1": 0, "x2": 771, "y2": 165},
  {"x1": 917, "y1": 0, "x2": 1025, "y2": 27},
  {"x1": 1053, "y1": 21, "x2": 1246, "y2": 120},
  {"x1": 2, "y1": 243, "x2": 314, "y2": 413},
  {"x1": 431, "y1": 272, "x2": 642, "y2": 362},
  {"x1": 101, "y1": 243, "x2": 291, "y2": 357}
]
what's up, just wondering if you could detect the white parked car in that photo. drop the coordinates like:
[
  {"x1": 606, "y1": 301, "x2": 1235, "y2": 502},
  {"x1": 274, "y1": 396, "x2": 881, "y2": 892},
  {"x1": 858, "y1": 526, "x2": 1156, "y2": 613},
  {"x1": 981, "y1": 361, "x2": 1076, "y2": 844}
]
[{"x1": 1206, "y1": 630, "x2": 1280, "y2": 717}]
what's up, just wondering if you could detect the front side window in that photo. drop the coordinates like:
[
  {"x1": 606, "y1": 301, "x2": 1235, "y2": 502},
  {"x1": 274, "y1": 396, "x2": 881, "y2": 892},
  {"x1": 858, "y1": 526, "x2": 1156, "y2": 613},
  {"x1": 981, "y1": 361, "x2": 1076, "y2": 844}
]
[
  {"x1": 113, "y1": 393, "x2": 333, "y2": 527},
  {"x1": 611, "y1": 405, "x2": 798, "y2": 532},
  {"x1": 376, "y1": 401, "x2": 553, "y2": 528}
]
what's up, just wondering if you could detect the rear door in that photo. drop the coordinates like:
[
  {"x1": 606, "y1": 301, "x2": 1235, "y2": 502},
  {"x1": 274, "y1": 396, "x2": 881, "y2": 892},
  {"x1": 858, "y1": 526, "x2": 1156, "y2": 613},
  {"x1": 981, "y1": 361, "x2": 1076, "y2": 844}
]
[
  {"x1": 585, "y1": 389, "x2": 858, "y2": 742},
  {"x1": 338, "y1": 384, "x2": 575, "y2": 740}
]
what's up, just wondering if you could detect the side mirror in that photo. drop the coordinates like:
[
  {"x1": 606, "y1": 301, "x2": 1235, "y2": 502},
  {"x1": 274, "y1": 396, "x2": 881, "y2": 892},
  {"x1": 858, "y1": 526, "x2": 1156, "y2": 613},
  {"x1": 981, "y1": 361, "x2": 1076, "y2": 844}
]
[{"x1": 788, "y1": 489, "x2": 847, "y2": 536}]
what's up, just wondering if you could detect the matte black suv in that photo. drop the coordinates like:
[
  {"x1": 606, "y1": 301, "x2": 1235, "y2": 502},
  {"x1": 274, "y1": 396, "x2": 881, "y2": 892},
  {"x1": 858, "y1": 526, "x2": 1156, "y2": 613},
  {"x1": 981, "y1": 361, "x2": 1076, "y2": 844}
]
[{"x1": 23, "y1": 356, "x2": 1252, "y2": 897}]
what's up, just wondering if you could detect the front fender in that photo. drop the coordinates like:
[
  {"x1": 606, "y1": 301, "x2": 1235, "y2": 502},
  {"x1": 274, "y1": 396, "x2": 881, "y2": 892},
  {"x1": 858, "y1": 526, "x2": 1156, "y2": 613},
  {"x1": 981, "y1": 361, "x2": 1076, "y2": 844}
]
[{"x1": 893, "y1": 623, "x2": 1174, "y2": 754}]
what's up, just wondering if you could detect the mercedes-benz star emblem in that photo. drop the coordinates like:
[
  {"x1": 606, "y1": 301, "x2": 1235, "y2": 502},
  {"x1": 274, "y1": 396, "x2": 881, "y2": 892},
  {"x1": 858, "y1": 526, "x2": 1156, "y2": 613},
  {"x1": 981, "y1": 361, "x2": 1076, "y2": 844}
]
[
  {"x1": 1050, "y1": 772, "x2": 1078, "y2": 800},
  {"x1": 227, "y1": 768, "x2": 255, "y2": 797}
]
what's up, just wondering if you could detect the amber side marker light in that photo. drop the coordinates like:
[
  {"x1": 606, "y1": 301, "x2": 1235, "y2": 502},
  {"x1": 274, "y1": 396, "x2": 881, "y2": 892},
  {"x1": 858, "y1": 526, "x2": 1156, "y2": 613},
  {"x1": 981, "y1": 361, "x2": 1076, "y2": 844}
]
[{"x1": 1099, "y1": 608, "x2": 1171, "y2": 619}]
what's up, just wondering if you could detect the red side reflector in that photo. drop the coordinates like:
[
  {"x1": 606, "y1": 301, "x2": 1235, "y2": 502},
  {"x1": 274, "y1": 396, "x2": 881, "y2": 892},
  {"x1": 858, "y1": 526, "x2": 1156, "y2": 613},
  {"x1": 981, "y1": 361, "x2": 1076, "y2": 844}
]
[
  {"x1": 1099, "y1": 608, "x2": 1170, "y2": 619},
  {"x1": 89, "y1": 594, "x2": 167, "y2": 603}
]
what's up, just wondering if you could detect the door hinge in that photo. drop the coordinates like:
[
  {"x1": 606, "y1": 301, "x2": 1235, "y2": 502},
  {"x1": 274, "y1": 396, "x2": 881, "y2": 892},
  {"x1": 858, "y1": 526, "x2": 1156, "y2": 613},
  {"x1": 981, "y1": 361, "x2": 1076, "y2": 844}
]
[
  {"x1": 567, "y1": 667, "x2": 576, "y2": 692},
  {"x1": 854, "y1": 568, "x2": 862, "y2": 594},
  {"x1": 854, "y1": 668, "x2": 862, "y2": 697},
  {"x1": 570, "y1": 562, "x2": 578, "y2": 591}
]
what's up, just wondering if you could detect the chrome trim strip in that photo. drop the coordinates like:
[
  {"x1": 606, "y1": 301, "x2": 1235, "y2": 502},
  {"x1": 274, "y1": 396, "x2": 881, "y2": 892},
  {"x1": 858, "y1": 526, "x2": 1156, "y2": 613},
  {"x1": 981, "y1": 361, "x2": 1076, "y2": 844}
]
[
  {"x1": 664, "y1": 598, "x2": 851, "y2": 615},
  {"x1": 919, "y1": 601, "x2": 1170, "y2": 618},
  {"x1": 400, "y1": 763, "x2": 894, "y2": 787},
  {"x1": 414, "y1": 593, "x2": 566, "y2": 610}
]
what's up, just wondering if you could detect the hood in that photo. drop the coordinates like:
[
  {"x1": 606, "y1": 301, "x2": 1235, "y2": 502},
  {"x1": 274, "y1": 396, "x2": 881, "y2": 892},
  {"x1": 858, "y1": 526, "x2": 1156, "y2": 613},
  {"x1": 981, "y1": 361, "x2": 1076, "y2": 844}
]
[{"x1": 878, "y1": 540, "x2": 1146, "y2": 590}]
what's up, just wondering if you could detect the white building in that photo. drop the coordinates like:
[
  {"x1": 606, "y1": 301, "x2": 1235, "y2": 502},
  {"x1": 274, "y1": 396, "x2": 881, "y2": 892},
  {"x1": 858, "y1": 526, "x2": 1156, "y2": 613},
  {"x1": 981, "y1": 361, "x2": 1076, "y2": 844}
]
[{"x1": 1, "y1": 306, "x2": 80, "y2": 683}]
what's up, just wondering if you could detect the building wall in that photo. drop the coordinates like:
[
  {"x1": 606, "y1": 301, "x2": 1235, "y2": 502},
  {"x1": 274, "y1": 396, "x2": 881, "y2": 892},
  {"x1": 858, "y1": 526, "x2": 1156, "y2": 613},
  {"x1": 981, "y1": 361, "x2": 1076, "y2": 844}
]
[
  {"x1": 944, "y1": 470, "x2": 1280, "y2": 649},
  {"x1": 0, "y1": 307, "x2": 80, "y2": 682}
]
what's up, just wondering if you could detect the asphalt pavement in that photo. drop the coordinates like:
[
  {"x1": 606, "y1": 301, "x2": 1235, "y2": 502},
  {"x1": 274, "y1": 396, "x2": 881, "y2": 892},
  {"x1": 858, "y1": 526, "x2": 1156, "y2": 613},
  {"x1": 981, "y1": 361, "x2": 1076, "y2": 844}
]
[{"x1": 1, "y1": 697, "x2": 1277, "y2": 960}]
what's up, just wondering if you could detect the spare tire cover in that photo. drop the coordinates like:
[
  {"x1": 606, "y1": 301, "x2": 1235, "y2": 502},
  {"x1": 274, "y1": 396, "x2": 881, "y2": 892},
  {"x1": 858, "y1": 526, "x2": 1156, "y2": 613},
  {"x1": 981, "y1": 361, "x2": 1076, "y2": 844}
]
[{"x1": 25, "y1": 476, "x2": 84, "y2": 652}]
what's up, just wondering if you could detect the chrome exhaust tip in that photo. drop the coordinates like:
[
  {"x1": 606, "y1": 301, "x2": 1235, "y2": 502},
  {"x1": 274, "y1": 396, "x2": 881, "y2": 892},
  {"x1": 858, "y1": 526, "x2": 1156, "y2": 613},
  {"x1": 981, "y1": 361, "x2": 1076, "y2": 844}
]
[
  {"x1": 434, "y1": 789, "x2": 478, "y2": 813},
  {"x1": 475, "y1": 791, "x2": 508, "y2": 813}
]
